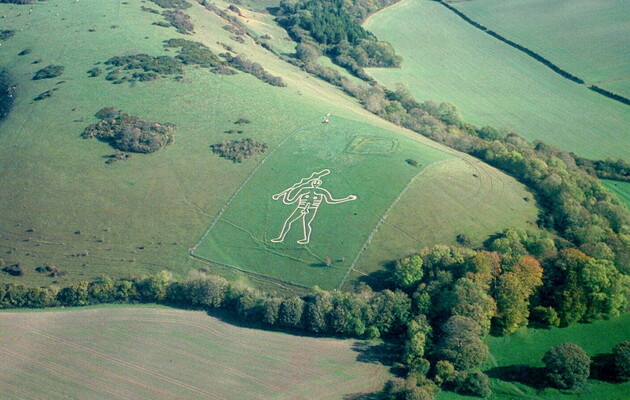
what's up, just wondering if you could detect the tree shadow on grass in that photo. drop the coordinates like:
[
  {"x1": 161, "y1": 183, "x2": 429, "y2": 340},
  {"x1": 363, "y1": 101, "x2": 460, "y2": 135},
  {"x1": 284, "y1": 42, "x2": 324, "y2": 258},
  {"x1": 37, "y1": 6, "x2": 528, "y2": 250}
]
[
  {"x1": 590, "y1": 353, "x2": 623, "y2": 383},
  {"x1": 351, "y1": 341, "x2": 406, "y2": 376},
  {"x1": 486, "y1": 365, "x2": 548, "y2": 390}
]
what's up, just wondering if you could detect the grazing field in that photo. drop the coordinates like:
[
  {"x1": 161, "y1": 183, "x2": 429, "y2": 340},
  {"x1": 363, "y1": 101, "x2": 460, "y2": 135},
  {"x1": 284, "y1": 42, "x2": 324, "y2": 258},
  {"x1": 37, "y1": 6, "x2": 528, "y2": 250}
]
[
  {"x1": 193, "y1": 116, "x2": 452, "y2": 289},
  {"x1": 453, "y1": 0, "x2": 630, "y2": 98},
  {"x1": 0, "y1": 0, "x2": 538, "y2": 291},
  {"x1": 439, "y1": 314, "x2": 630, "y2": 400},
  {"x1": 363, "y1": 0, "x2": 630, "y2": 160},
  {"x1": 0, "y1": 306, "x2": 393, "y2": 399},
  {"x1": 349, "y1": 155, "x2": 539, "y2": 287},
  {"x1": 603, "y1": 180, "x2": 630, "y2": 208}
]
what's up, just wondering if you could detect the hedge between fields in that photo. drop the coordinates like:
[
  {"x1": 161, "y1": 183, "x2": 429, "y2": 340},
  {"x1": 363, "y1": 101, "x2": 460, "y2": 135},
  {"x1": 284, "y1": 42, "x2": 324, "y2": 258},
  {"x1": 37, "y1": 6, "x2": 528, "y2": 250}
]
[{"x1": 433, "y1": 0, "x2": 630, "y2": 107}]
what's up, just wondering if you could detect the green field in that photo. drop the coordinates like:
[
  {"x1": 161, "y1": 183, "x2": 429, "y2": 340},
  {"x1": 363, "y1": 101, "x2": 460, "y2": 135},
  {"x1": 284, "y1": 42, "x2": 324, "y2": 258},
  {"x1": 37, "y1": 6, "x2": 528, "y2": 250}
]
[
  {"x1": 603, "y1": 180, "x2": 630, "y2": 208},
  {"x1": 363, "y1": 0, "x2": 630, "y2": 160},
  {"x1": 0, "y1": 307, "x2": 393, "y2": 399},
  {"x1": 454, "y1": 0, "x2": 630, "y2": 98},
  {"x1": 193, "y1": 116, "x2": 451, "y2": 289},
  {"x1": 440, "y1": 314, "x2": 630, "y2": 400},
  {"x1": 0, "y1": 0, "x2": 538, "y2": 290}
]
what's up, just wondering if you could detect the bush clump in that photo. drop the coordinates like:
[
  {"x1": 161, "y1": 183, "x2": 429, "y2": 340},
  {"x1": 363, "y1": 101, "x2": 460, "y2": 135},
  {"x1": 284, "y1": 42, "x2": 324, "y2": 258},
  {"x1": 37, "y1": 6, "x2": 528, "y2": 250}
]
[
  {"x1": 0, "y1": 30, "x2": 15, "y2": 41},
  {"x1": 211, "y1": 138, "x2": 267, "y2": 162},
  {"x1": 163, "y1": 9, "x2": 194, "y2": 34},
  {"x1": 163, "y1": 39, "x2": 221, "y2": 68},
  {"x1": 103, "y1": 54, "x2": 182, "y2": 83},
  {"x1": 148, "y1": 0, "x2": 191, "y2": 9},
  {"x1": 33, "y1": 89, "x2": 56, "y2": 101},
  {"x1": 32, "y1": 65, "x2": 64, "y2": 80},
  {"x1": 82, "y1": 108, "x2": 175, "y2": 153},
  {"x1": 2, "y1": 263, "x2": 24, "y2": 277},
  {"x1": 226, "y1": 54, "x2": 286, "y2": 87}
]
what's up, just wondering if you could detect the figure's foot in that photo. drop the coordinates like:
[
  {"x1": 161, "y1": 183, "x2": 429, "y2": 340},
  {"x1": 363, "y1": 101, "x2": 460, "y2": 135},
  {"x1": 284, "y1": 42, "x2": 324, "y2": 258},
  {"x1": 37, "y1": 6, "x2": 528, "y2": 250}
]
[
  {"x1": 297, "y1": 239, "x2": 309, "y2": 244},
  {"x1": 270, "y1": 238, "x2": 284, "y2": 243}
]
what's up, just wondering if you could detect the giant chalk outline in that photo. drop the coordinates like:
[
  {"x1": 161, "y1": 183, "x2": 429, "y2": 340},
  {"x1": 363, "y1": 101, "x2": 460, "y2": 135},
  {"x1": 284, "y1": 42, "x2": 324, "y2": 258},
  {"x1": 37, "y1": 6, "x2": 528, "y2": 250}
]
[{"x1": 271, "y1": 169, "x2": 357, "y2": 244}]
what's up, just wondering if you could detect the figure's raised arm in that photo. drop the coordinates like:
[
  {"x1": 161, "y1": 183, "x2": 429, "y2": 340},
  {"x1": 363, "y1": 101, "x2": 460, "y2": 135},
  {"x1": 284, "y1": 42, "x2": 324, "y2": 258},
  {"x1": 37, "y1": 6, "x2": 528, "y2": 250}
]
[{"x1": 320, "y1": 188, "x2": 357, "y2": 204}]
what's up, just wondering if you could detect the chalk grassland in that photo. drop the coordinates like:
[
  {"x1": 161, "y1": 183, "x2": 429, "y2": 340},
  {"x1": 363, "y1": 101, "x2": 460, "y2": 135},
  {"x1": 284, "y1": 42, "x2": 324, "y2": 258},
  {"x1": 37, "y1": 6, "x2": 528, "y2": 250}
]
[
  {"x1": 0, "y1": 0, "x2": 537, "y2": 290},
  {"x1": 603, "y1": 180, "x2": 630, "y2": 208},
  {"x1": 440, "y1": 314, "x2": 630, "y2": 400},
  {"x1": 454, "y1": 0, "x2": 630, "y2": 98},
  {"x1": 0, "y1": 307, "x2": 392, "y2": 399},
  {"x1": 193, "y1": 117, "x2": 451, "y2": 289},
  {"x1": 348, "y1": 155, "x2": 539, "y2": 287},
  {"x1": 363, "y1": 0, "x2": 630, "y2": 160}
]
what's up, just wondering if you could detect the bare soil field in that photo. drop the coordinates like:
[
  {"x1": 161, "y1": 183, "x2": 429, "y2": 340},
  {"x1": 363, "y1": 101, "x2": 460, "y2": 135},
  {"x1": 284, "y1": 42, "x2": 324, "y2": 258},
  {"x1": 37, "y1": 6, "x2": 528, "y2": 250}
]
[{"x1": 0, "y1": 306, "x2": 393, "y2": 399}]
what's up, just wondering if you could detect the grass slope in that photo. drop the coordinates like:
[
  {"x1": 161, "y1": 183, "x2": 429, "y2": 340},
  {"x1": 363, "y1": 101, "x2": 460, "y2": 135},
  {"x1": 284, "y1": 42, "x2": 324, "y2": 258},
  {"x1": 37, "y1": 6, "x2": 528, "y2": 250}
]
[
  {"x1": 348, "y1": 155, "x2": 539, "y2": 288},
  {"x1": 193, "y1": 116, "x2": 451, "y2": 289},
  {"x1": 454, "y1": 0, "x2": 630, "y2": 98},
  {"x1": 363, "y1": 0, "x2": 630, "y2": 160},
  {"x1": 602, "y1": 180, "x2": 630, "y2": 208},
  {"x1": 0, "y1": 307, "x2": 392, "y2": 399},
  {"x1": 0, "y1": 0, "x2": 536, "y2": 291},
  {"x1": 439, "y1": 314, "x2": 630, "y2": 399}
]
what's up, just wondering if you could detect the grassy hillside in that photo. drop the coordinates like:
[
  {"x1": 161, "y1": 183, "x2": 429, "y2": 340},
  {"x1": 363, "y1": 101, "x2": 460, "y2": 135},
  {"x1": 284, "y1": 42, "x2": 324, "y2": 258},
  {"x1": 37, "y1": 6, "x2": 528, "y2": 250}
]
[
  {"x1": 603, "y1": 180, "x2": 630, "y2": 208},
  {"x1": 454, "y1": 0, "x2": 630, "y2": 98},
  {"x1": 0, "y1": 0, "x2": 538, "y2": 291},
  {"x1": 0, "y1": 306, "x2": 392, "y2": 399},
  {"x1": 363, "y1": 0, "x2": 630, "y2": 160},
  {"x1": 440, "y1": 314, "x2": 630, "y2": 400}
]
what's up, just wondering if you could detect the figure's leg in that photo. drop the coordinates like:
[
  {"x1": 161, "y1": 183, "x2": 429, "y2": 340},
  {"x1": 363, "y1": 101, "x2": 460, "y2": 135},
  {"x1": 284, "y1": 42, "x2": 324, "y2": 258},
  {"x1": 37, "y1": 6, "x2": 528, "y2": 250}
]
[
  {"x1": 297, "y1": 208, "x2": 319, "y2": 244},
  {"x1": 271, "y1": 208, "x2": 303, "y2": 243}
]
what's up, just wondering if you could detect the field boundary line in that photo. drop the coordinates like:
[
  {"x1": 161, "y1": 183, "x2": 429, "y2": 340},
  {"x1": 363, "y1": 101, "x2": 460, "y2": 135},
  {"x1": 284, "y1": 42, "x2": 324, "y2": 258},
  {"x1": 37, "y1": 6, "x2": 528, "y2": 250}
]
[
  {"x1": 338, "y1": 158, "x2": 455, "y2": 289},
  {"x1": 190, "y1": 117, "x2": 323, "y2": 253},
  {"x1": 432, "y1": 0, "x2": 630, "y2": 107},
  {"x1": 190, "y1": 254, "x2": 313, "y2": 290}
]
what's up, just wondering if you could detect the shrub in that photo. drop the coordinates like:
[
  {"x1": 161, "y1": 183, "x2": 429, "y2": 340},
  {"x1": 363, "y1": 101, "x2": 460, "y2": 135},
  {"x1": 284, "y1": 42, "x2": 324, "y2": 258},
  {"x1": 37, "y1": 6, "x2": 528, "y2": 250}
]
[
  {"x1": 82, "y1": 109, "x2": 175, "y2": 153},
  {"x1": 163, "y1": 10, "x2": 194, "y2": 34},
  {"x1": 33, "y1": 89, "x2": 56, "y2": 101},
  {"x1": 148, "y1": 0, "x2": 191, "y2": 9},
  {"x1": 543, "y1": 342, "x2": 590, "y2": 390},
  {"x1": 451, "y1": 371, "x2": 492, "y2": 398},
  {"x1": 227, "y1": 54, "x2": 286, "y2": 87},
  {"x1": 163, "y1": 39, "x2": 221, "y2": 68},
  {"x1": 18, "y1": 48, "x2": 31, "y2": 56},
  {"x1": 2, "y1": 263, "x2": 24, "y2": 276},
  {"x1": 32, "y1": 65, "x2": 64, "y2": 80},
  {"x1": 87, "y1": 67, "x2": 102, "y2": 77},
  {"x1": 0, "y1": 30, "x2": 15, "y2": 41},
  {"x1": 210, "y1": 138, "x2": 267, "y2": 162}
]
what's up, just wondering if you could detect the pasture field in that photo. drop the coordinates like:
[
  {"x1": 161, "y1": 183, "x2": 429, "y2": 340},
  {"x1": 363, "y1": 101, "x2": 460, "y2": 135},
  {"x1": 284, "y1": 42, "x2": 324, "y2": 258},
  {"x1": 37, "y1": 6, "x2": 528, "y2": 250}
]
[
  {"x1": 0, "y1": 307, "x2": 393, "y2": 399},
  {"x1": 363, "y1": 0, "x2": 630, "y2": 160},
  {"x1": 348, "y1": 155, "x2": 539, "y2": 288},
  {"x1": 193, "y1": 116, "x2": 452, "y2": 289},
  {"x1": 439, "y1": 314, "x2": 630, "y2": 400},
  {"x1": 0, "y1": 0, "x2": 539, "y2": 291},
  {"x1": 454, "y1": 0, "x2": 630, "y2": 97},
  {"x1": 603, "y1": 180, "x2": 630, "y2": 208}
]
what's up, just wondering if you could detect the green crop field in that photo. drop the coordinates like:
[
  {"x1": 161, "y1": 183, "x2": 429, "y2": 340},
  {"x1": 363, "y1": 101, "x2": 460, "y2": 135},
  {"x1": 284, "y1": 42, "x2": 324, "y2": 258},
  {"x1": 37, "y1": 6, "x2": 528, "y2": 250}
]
[
  {"x1": 0, "y1": 307, "x2": 393, "y2": 399},
  {"x1": 454, "y1": 0, "x2": 630, "y2": 98},
  {"x1": 363, "y1": 0, "x2": 630, "y2": 160},
  {"x1": 439, "y1": 314, "x2": 630, "y2": 400},
  {"x1": 603, "y1": 180, "x2": 630, "y2": 208},
  {"x1": 0, "y1": 0, "x2": 537, "y2": 290}
]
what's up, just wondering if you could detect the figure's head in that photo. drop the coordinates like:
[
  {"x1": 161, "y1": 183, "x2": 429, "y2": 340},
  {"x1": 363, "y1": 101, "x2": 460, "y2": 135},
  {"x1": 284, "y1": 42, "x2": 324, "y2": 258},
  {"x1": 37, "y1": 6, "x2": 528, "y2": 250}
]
[{"x1": 311, "y1": 179, "x2": 322, "y2": 187}]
